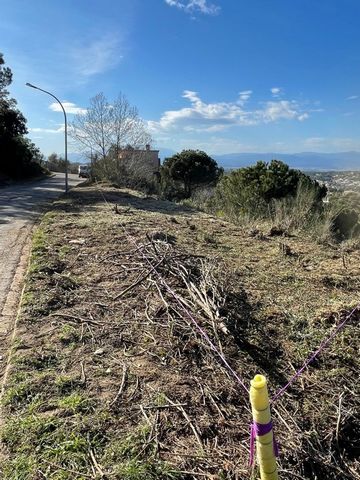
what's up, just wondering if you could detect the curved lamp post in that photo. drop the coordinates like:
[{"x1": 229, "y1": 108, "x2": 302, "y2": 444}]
[{"x1": 26, "y1": 83, "x2": 68, "y2": 193}]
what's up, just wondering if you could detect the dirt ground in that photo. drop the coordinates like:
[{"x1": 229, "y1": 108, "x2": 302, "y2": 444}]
[{"x1": 1, "y1": 183, "x2": 359, "y2": 480}]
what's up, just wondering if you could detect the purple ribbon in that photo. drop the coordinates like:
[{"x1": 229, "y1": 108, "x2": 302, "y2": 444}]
[{"x1": 249, "y1": 421, "x2": 279, "y2": 467}]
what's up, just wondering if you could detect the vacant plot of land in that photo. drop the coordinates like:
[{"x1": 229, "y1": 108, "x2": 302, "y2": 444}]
[{"x1": 1, "y1": 184, "x2": 359, "y2": 479}]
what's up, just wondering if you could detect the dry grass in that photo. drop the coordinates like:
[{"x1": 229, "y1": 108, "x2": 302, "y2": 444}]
[{"x1": 0, "y1": 183, "x2": 359, "y2": 479}]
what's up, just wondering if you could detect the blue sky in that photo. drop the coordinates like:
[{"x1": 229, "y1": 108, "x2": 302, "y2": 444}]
[{"x1": 1, "y1": 0, "x2": 360, "y2": 157}]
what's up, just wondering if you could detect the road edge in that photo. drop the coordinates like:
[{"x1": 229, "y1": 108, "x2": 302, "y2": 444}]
[{"x1": 0, "y1": 227, "x2": 33, "y2": 463}]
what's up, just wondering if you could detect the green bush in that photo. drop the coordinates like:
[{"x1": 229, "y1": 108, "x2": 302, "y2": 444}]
[{"x1": 215, "y1": 160, "x2": 327, "y2": 220}]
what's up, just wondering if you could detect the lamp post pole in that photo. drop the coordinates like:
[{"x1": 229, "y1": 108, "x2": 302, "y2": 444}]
[{"x1": 26, "y1": 83, "x2": 68, "y2": 193}]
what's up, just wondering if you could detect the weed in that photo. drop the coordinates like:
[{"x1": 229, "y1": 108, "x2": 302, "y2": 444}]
[
  {"x1": 17, "y1": 352, "x2": 59, "y2": 371},
  {"x1": 55, "y1": 375, "x2": 81, "y2": 394},
  {"x1": 154, "y1": 391, "x2": 167, "y2": 407},
  {"x1": 58, "y1": 244, "x2": 71, "y2": 258},
  {"x1": 102, "y1": 424, "x2": 178, "y2": 479},
  {"x1": 199, "y1": 232, "x2": 218, "y2": 245},
  {"x1": 2, "y1": 382, "x2": 33, "y2": 409},
  {"x1": 42, "y1": 211, "x2": 58, "y2": 225},
  {"x1": 1, "y1": 414, "x2": 57, "y2": 451},
  {"x1": 21, "y1": 291, "x2": 34, "y2": 306},
  {"x1": 1, "y1": 454, "x2": 38, "y2": 480},
  {"x1": 2, "y1": 372, "x2": 54, "y2": 410},
  {"x1": 58, "y1": 393, "x2": 94, "y2": 414},
  {"x1": 28, "y1": 227, "x2": 48, "y2": 274},
  {"x1": 59, "y1": 324, "x2": 80, "y2": 345}
]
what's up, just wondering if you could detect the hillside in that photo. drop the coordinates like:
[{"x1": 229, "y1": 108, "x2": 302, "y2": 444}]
[{"x1": 0, "y1": 184, "x2": 359, "y2": 479}]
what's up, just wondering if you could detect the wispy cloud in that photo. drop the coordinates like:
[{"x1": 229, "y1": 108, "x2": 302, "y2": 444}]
[
  {"x1": 346, "y1": 95, "x2": 358, "y2": 100},
  {"x1": 148, "y1": 90, "x2": 310, "y2": 134},
  {"x1": 49, "y1": 102, "x2": 87, "y2": 115},
  {"x1": 175, "y1": 136, "x2": 256, "y2": 155},
  {"x1": 29, "y1": 125, "x2": 65, "y2": 134},
  {"x1": 71, "y1": 34, "x2": 122, "y2": 77},
  {"x1": 239, "y1": 90, "x2": 253, "y2": 102},
  {"x1": 297, "y1": 113, "x2": 309, "y2": 121},
  {"x1": 304, "y1": 137, "x2": 326, "y2": 148},
  {"x1": 304, "y1": 136, "x2": 360, "y2": 150},
  {"x1": 165, "y1": 0, "x2": 220, "y2": 15},
  {"x1": 271, "y1": 87, "x2": 283, "y2": 98}
]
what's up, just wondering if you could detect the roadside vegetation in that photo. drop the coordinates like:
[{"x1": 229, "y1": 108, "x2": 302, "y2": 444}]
[
  {"x1": 159, "y1": 154, "x2": 360, "y2": 245},
  {"x1": 0, "y1": 183, "x2": 359, "y2": 479},
  {"x1": 0, "y1": 53, "x2": 46, "y2": 180}
]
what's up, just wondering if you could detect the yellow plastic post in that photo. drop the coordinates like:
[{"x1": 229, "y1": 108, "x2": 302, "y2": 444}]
[{"x1": 250, "y1": 374, "x2": 279, "y2": 480}]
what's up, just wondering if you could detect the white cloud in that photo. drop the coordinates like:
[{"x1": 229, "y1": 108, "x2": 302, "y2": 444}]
[
  {"x1": 346, "y1": 95, "x2": 358, "y2": 100},
  {"x1": 29, "y1": 125, "x2": 65, "y2": 134},
  {"x1": 148, "y1": 90, "x2": 310, "y2": 134},
  {"x1": 271, "y1": 87, "x2": 283, "y2": 97},
  {"x1": 298, "y1": 113, "x2": 309, "y2": 121},
  {"x1": 49, "y1": 102, "x2": 87, "y2": 115},
  {"x1": 260, "y1": 100, "x2": 303, "y2": 122},
  {"x1": 239, "y1": 90, "x2": 253, "y2": 102},
  {"x1": 72, "y1": 34, "x2": 122, "y2": 77},
  {"x1": 165, "y1": 0, "x2": 220, "y2": 15}
]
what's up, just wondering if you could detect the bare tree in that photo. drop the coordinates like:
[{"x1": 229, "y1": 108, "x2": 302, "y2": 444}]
[
  {"x1": 70, "y1": 92, "x2": 151, "y2": 160},
  {"x1": 111, "y1": 93, "x2": 151, "y2": 154}
]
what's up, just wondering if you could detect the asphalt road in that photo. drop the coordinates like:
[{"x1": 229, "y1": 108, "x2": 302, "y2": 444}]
[{"x1": 0, "y1": 173, "x2": 82, "y2": 335}]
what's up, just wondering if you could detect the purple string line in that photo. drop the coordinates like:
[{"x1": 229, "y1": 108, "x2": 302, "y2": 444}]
[
  {"x1": 249, "y1": 421, "x2": 279, "y2": 467},
  {"x1": 271, "y1": 303, "x2": 360, "y2": 403}
]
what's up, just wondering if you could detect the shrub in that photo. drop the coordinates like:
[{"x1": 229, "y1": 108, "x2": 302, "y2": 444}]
[
  {"x1": 215, "y1": 160, "x2": 327, "y2": 221},
  {"x1": 270, "y1": 180, "x2": 324, "y2": 232},
  {"x1": 331, "y1": 209, "x2": 360, "y2": 241},
  {"x1": 91, "y1": 154, "x2": 159, "y2": 195}
]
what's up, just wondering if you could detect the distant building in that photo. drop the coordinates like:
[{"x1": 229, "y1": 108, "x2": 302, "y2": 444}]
[{"x1": 118, "y1": 144, "x2": 160, "y2": 178}]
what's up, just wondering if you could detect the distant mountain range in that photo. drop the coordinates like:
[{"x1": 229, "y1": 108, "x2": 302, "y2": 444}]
[
  {"x1": 70, "y1": 150, "x2": 360, "y2": 171},
  {"x1": 212, "y1": 151, "x2": 360, "y2": 171}
]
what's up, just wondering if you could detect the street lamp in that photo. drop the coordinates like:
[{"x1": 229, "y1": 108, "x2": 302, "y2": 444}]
[{"x1": 26, "y1": 82, "x2": 68, "y2": 193}]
